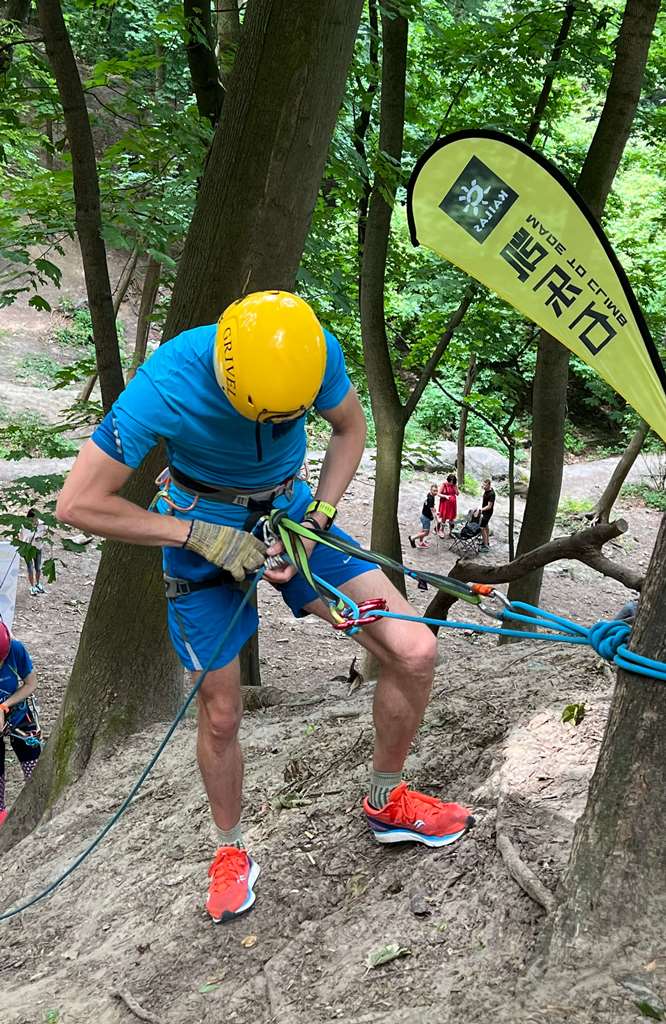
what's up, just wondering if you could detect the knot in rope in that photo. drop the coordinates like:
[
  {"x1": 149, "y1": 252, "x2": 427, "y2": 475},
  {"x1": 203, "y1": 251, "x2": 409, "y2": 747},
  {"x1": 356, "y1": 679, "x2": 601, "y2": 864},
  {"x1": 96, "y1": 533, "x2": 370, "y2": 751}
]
[{"x1": 588, "y1": 619, "x2": 632, "y2": 661}]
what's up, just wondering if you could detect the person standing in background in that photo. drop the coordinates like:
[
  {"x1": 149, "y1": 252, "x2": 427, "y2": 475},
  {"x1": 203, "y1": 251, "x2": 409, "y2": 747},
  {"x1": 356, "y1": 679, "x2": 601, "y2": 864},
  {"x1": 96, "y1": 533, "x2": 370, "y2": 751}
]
[{"x1": 19, "y1": 509, "x2": 47, "y2": 596}]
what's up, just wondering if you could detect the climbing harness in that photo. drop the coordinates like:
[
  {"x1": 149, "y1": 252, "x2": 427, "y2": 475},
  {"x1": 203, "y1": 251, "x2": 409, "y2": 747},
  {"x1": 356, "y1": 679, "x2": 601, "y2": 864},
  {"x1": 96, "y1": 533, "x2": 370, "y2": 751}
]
[{"x1": 3, "y1": 514, "x2": 663, "y2": 922}]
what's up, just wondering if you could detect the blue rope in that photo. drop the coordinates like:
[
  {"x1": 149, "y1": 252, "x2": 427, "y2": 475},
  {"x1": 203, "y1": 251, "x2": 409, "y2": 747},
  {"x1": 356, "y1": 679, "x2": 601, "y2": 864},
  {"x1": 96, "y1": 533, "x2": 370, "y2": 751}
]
[
  {"x1": 360, "y1": 604, "x2": 665, "y2": 682},
  {"x1": 310, "y1": 551, "x2": 666, "y2": 681},
  {"x1": 0, "y1": 569, "x2": 264, "y2": 923}
]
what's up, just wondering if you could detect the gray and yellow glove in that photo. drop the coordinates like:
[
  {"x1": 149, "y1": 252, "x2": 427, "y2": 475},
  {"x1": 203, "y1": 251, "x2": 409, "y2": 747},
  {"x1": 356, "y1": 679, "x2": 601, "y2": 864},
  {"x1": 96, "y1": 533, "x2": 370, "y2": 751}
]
[{"x1": 184, "y1": 521, "x2": 267, "y2": 581}]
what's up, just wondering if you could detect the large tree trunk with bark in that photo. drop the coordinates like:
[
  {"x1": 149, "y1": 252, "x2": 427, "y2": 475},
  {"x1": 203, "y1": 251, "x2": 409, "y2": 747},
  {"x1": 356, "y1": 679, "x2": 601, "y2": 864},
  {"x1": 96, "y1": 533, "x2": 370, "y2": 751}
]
[
  {"x1": 359, "y1": 2, "x2": 408, "y2": 585},
  {"x1": 38, "y1": 0, "x2": 125, "y2": 412},
  {"x1": 548, "y1": 512, "x2": 666, "y2": 960},
  {"x1": 509, "y1": 0, "x2": 660, "y2": 613},
  {"x1": 1, "y1": 0, "x2": 363, "y2": 850},
  {"x1": 166, "y1": 0, "x2": 362, "y2": 329},
  {"x1": 589, "y1": 419, "x2": 650, "y2": 523}
]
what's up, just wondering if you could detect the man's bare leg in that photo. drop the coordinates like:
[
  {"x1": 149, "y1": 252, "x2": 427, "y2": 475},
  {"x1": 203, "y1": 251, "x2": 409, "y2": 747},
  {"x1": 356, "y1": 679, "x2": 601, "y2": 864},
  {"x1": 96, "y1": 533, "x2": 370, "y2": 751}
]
[{"x1": 195, "y1": 657, "x2": 244, "y2": 830}]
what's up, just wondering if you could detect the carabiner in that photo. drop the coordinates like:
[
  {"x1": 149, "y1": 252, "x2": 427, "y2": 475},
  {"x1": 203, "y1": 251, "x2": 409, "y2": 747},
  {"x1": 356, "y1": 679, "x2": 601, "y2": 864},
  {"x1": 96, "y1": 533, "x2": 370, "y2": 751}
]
[{"x1": 472, "y1": 584, "x2": 512, "y2": 621}]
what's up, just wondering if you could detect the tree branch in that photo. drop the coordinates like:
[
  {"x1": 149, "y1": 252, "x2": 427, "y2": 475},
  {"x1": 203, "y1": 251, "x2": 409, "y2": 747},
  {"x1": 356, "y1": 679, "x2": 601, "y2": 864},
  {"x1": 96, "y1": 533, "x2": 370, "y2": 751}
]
[
  {"x1": 402, "y1": 285, "x2": 476, "y2": 422},
  {"x1": 424, "y1": 519, "x2": 643, "y2": 624}
]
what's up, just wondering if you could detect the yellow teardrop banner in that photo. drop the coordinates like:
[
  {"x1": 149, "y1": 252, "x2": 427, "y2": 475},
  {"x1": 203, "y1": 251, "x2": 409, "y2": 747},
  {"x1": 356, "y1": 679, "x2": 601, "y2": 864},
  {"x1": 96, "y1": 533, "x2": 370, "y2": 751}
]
[{"x1": 407, "y1": 130, "x2": 666, "y2": 441}]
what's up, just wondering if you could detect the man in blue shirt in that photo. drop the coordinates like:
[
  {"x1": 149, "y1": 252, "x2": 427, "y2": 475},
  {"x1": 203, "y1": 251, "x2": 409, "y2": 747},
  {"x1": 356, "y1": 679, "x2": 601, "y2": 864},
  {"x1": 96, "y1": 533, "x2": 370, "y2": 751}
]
[
  {"x1": 58, "y1": 291, "x2": 472, "y2": 923},
  {"x1": 0, "y1": 622, "x2": 41, "y2": 827}
]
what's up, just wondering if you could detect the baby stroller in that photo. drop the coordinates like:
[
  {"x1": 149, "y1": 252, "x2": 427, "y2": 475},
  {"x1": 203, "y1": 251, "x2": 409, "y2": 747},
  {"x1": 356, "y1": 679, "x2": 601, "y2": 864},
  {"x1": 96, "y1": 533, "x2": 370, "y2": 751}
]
[{"x1": 449, "y1": 511, "x2": 483, "y2": 558}]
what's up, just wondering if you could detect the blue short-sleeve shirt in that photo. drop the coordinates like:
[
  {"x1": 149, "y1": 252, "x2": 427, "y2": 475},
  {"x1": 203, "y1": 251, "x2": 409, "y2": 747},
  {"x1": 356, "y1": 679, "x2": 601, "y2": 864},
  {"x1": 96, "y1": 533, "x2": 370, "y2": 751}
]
[
  {"x1": 91, "y1": 325, "x2": 351, "y2": 489},
  {"x1": 1, "y1": 639, "x2": 34, "y2": 725}
]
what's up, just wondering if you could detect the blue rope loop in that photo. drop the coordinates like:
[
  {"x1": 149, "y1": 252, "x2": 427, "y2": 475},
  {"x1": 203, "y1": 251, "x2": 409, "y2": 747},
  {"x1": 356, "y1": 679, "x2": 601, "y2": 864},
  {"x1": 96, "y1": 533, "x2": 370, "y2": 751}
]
[{"x1": 588, "y1": 619, "x2": 632, "y2": 661}]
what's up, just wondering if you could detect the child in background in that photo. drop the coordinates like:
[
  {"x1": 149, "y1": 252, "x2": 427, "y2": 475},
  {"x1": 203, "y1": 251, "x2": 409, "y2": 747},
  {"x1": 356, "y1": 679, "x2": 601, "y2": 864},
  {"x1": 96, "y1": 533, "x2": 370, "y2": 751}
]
[
  {"x1": 19, "y1": 508, "x2": 47, "y2": 596},
  {"x1": 409, "y1": 484, "x2": 438, "y2": 549},
  {"x1": 0, "y1": 622, "x2": 41, "y2": 827}
]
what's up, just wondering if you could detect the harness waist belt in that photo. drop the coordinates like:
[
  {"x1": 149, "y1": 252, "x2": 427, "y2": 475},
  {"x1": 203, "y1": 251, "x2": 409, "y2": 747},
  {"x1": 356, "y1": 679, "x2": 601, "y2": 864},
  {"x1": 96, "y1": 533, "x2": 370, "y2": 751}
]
[
  {"x1": 164, "y1": 572, "x2": 236, "y2": 599},
  {"x1": 168, "y1": 465, "x2": 296, "y2": 507}
]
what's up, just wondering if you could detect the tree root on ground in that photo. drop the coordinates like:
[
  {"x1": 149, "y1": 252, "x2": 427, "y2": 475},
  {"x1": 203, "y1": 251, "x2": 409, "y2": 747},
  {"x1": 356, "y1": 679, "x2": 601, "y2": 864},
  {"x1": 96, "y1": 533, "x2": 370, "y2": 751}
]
[{"x1": 496, "y1": 828, "x2": 556, "y2": 914}]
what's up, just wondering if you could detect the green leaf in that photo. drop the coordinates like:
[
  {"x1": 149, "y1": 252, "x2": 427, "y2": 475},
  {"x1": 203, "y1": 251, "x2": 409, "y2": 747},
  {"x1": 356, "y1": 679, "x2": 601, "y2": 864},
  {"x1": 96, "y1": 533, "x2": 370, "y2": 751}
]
[
  {"x1": 42, "y1": 558, "x2": 57, "y2": 584},
  {"x1": 34, "y1": 258, "x2": 62, "y2": 287},
  {"x1": 62, "y1": 538, "x2": 91, "y2": 553},
  {"x1": 562, "y1": 703, "x2": 586, "y2": 726},
  {"x1": 198, "y1": 982, "x2": 222, "y2": 994},
  {"x1": 29, "y1": 295, "x2": 52, "y2": 312},
  {"x1": 365, "y1": 943, "x2": 411, "y2": 969},
  {"x1": 635, "y1": 1001, "x2": 665, "y2": 1020},
  {"x1": 44, "y1": 1011, "x2": 60, "y2": 1024}
]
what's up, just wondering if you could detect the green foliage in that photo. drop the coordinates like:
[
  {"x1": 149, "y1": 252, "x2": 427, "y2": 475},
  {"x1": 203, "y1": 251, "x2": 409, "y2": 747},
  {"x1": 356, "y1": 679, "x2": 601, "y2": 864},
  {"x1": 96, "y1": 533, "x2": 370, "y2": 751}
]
[
  {"x1": 15, "y1": 353, "x2": 62, "y2": 386},
  {"x1": 53, "y1": 305, "x2": 95, "y2": 349},
  {"x1": 0, "y1": 413, "x2": 78, "y2": 460},
  {"x1": 621, "y1": 483, "x2": 666, "y2": 512},
  {"x1": 556, "y1": 497, "x2": 594, "y2": 528},
  {"x1": 464, "y1": 474, "x2": 481, "y2": 497},
  {"x1": 564, "y1": 430, "x2": 586, "y2": 456}
]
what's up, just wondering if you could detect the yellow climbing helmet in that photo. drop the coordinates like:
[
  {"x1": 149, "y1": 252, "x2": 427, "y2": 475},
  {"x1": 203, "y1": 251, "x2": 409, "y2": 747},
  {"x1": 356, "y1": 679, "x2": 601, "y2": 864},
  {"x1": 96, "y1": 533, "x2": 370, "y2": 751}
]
[{"x1": 214, "y1": 290, "x2": 327, "y2": 422}]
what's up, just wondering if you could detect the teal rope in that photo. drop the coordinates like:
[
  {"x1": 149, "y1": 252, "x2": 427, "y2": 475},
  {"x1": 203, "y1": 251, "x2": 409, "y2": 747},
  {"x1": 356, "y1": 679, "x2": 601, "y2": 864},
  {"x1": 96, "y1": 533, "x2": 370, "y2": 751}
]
[
  {"x1": 0, "y1": 569, "x2": 264, "y2": 923},
  {"x1": 362, "y1": 605, "x2": 665, "y2": 681}
]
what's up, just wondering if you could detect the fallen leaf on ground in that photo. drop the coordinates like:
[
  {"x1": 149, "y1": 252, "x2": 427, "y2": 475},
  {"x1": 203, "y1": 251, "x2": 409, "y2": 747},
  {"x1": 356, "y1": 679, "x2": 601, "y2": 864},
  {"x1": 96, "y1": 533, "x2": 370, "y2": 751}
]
[
  {"x1": 241, "y1": 934, "x2": 257, "y2": 948},
  {"x1": 365, "y1": 942, "x2": 411, "y2": 970}
]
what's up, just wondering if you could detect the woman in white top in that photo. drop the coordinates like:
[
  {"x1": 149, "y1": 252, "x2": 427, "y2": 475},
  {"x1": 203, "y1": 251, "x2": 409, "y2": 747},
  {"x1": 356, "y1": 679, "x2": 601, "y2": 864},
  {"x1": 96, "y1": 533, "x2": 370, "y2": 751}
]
[{"x1": 19, "y1": 509, "x2": 47, "y2": 596}]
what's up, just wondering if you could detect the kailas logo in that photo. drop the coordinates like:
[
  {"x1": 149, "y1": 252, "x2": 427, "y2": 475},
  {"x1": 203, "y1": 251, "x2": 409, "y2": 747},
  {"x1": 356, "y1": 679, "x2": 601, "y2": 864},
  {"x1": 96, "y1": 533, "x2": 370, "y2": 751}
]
[{"x1": 439, "y1": 156, "x2": 518, "y2": 243}]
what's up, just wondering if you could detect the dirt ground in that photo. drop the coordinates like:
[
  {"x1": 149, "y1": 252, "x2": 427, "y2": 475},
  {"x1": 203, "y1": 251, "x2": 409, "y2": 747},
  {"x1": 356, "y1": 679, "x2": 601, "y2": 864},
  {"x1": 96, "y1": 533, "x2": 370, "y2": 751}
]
[{"x1": 1, "y1": 263, "x2": 664, "y2": 1023}]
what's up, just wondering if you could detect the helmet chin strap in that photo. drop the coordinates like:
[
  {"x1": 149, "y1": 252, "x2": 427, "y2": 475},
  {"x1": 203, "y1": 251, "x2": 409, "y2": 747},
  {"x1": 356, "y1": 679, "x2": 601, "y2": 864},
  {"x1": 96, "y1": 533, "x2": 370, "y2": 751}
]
[{"x1": 256, "y1": 405, "x2": 308, "y2": 424}]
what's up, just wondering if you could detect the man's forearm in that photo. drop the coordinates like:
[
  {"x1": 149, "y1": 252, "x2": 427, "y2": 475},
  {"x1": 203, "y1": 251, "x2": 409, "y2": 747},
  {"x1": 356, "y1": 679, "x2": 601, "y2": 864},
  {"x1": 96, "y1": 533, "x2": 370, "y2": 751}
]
[
  {"x1": 314, "y1": 425, "x2": 365, "y2": 513},
  {"x1": 57, "y1": 491, "x2": 189, "y2": 547}
]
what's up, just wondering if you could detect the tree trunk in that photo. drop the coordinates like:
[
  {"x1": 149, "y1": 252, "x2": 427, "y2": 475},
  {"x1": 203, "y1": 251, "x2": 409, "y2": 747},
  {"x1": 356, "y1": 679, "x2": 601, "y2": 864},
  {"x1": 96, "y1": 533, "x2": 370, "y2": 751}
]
[
  {"x1": 169, "y1": 0, "x2": 363, "y2": 687},
  {"x1": 127, "y1": 256, "x2": 161, "y2": 382},
  {"x1": 183, "y1": 0, "x2": 225, "y2": 127},
  {"x1": 5, "y1": 0, "x2": 31, "y2": 23},
  {"x1": 359, "y1": 2, "x2": 408, "y2": 582},
  {"x1": 508, "y1": 0, "x2": 660, "y2": 613},
  {"x1": 456, "y1": 352, "x2": 477, "y2": 487},
  {"x1": 38, "y1": 0, "x2": 125, "y2": 413},
  {"x1": 507, "y1": 438, "x2": 516, "y2": 561},
  {"x1": 372, "y1": 421, "x2": 407, "y2": 594},
  {"x1": 524, "y1": 3, "x2": 576, "y2": 146},
  {"x1": 165, "y1": 0, "x2": 363, "y2": 334},
  {"x1": 590, "y1": 419, "x2": 650, "y2": 523},
  {"x1": 77, "y1": 249, "x2": 138, "y2": 401},
  {"x1": 44, "y1": 118, "x2": 54, "y2": 170},
  {"x1": 354, "y1": 0, "x2": 379, "y2": 274},
  {"x1": 216, "y1": 0, "x2": 240, "y2": 86},
  {"x1": 549, "y1": 511, "x2": 666, "y2": 960}
]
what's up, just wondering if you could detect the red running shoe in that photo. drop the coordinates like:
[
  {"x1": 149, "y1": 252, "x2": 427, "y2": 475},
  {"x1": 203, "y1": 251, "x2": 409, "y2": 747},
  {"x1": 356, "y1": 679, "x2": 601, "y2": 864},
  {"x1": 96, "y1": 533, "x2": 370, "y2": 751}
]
[
  {"x1": 363, "y1": 782, "x2": 474, "y2": 848},
  {"x1": 0, "y1": 809, "x2": 8, "y2": 827},
  {"x1": 206, "y1": 846, "x2": 260, "y2": 923}
]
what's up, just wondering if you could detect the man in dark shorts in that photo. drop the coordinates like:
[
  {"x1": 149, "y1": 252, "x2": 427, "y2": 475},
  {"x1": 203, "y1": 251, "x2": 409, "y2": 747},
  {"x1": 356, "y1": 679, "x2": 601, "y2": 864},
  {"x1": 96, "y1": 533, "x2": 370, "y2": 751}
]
[{"x1": 477, "y1": 479, "x2": 496, "y2": 551}]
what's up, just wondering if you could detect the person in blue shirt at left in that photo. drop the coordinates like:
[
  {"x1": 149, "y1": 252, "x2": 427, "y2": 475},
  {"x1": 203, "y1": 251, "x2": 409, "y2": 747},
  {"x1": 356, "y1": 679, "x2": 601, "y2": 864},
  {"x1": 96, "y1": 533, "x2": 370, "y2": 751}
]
[
  {"x1": 0, "y1": 622, "x2": 41, "y2": 827},
  {"x1": 57, "y1": 290, "x2": 473, "y2": 924}
]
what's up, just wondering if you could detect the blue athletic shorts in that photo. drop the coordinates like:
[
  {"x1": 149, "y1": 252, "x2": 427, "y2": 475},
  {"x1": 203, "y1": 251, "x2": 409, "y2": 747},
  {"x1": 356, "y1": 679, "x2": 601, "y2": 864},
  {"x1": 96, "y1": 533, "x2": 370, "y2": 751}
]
[{"x1": 158, "y1": 478, "x2": 377, "y2": 671}]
